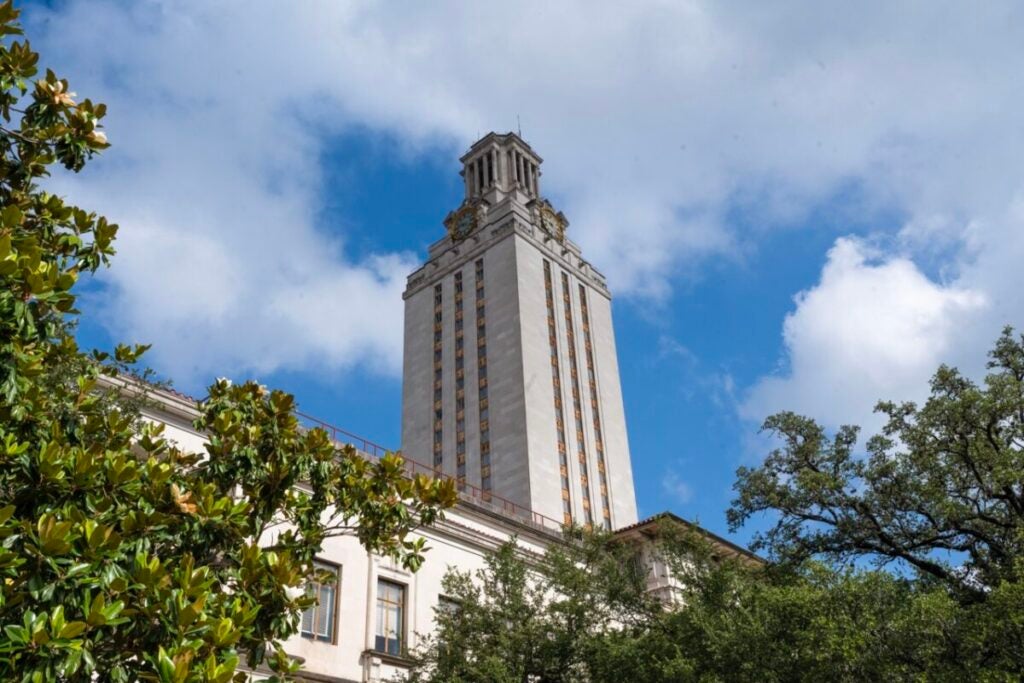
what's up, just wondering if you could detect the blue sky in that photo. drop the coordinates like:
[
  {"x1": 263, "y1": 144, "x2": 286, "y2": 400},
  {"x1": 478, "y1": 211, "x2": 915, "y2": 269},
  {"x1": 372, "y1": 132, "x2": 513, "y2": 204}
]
[{"x1": 23, "y1": 1, "x2": 1024, "y2": 546}]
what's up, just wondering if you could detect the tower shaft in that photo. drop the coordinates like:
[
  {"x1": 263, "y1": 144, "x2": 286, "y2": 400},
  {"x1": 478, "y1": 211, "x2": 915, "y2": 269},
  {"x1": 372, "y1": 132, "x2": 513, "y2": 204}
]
[{"x1": 402, "y1": 132, "x2": 638, "y2": 529}]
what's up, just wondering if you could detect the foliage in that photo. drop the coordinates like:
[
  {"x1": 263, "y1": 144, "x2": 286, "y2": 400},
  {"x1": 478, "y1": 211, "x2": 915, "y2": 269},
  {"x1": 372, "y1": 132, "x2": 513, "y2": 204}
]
[
  {"x1": 409, "y1": 329, "x2": 1024, "y2": 681},
  {"x1": 0, "y1": 3, "x2": 456, "y2": 681},
  {"x1": 407, "y1": 525, "x2": 1024, "y2": 682},
  {"x1": 729, "y1": 326, "x2": 1024, "y2": 598},
  {"x1": 405, "y1": 530, "x2": 654, "y2": 683}
]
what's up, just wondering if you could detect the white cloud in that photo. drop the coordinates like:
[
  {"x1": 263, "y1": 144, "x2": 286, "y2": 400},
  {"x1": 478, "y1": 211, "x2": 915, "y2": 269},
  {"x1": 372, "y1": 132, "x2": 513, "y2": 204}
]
[
  {"x1": 742, "y1": 238, "x2": 986, "y2": 430},
  {"x1": 31, "y1": 1, "x2": 423, "y2": 384},
  {"x1": 25, "y1": 0, "x2": 1024, "y2": 397}
]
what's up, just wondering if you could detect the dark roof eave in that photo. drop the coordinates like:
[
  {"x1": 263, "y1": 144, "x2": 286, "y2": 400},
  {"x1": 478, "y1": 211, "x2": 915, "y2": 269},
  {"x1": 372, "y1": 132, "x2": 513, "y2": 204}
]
[{"x1": 614, "y1": 511, "x2": 764, "y2": 564}]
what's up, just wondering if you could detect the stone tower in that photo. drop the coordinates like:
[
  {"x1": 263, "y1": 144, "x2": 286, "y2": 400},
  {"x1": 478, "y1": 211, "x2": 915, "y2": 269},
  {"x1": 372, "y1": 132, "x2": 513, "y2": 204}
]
[{"x1": 401, "y1": 132, "x2": 638, "y2": 529}]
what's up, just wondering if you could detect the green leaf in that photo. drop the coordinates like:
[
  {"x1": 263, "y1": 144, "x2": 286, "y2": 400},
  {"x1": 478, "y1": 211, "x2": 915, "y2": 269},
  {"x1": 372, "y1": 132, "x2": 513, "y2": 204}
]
[
  {"x1": 3, "y1": 624, "x2": 29, "y2": 645},
  {"x1": 1, "y1": 204, "x2": 23, "y2": 228},
  {"x1": 57, "y1": 621, "x2": 86, "y2": 639}
]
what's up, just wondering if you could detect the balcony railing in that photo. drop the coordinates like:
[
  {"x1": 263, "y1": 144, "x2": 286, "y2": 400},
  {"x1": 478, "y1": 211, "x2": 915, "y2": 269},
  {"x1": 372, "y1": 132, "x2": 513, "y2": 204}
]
[{"x1": 296, "y1": 412, "x2": 565, "y2": 536}]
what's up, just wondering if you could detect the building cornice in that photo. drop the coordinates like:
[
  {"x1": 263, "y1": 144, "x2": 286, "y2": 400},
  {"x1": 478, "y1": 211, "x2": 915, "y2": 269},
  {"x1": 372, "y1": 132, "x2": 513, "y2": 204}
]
[
  {"x1": 404, "y1": 208, "x2": 610, "y2": 302},
  {"x1": 459, "y1": 131, "x2": 542, "y2": 164}
]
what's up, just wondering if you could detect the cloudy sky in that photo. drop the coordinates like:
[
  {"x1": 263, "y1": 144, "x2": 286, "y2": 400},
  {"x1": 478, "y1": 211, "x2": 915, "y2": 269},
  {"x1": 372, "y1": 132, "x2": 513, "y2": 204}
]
[{"x1": 24, "y1": 0, "x2": 1024, "y2": 542}]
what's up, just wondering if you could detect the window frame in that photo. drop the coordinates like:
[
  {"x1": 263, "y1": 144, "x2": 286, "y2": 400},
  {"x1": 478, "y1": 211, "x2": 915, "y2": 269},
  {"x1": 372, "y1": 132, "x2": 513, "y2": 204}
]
[
  {"x1": 375, "y1": 578, "x2": 407, "y2": 657},
  {"x1": 300, "y1": 560, "x2": 341, "y2": 644}
]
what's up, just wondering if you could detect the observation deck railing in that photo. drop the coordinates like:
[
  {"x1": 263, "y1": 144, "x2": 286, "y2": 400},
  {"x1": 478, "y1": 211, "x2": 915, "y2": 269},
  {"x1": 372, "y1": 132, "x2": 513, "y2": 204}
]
[{"x1": 296, "y1": 412, "x2": 565, "y2": 536}]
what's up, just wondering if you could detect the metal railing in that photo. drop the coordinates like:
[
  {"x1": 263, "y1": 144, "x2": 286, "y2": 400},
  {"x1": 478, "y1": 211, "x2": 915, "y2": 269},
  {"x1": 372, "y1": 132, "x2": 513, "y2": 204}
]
[
  {"x1": 296, "y1": 411, "x2": 565, "y2": 535},
  {"x1": 297, "y1": 411, "x2": 390, "y2": 459}
]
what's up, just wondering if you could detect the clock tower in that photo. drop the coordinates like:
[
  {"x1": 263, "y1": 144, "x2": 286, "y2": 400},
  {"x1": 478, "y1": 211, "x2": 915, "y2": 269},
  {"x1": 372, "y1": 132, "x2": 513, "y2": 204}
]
[{"x1": 401, "y1": 132, "x2": 638, "y2": 529}]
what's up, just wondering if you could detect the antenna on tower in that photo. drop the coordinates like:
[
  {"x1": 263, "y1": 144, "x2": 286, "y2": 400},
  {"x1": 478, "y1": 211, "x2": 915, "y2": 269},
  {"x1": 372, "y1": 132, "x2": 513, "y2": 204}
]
[{"x1": 516, "y1": 115, "x2": 522, "y2": 137}]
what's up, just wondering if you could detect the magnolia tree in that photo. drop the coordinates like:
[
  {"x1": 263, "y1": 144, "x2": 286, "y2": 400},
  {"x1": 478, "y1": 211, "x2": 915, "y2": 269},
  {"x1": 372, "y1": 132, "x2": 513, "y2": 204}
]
[{"x1": 0, "y1": 3, "x2": 456, "y2": 681}]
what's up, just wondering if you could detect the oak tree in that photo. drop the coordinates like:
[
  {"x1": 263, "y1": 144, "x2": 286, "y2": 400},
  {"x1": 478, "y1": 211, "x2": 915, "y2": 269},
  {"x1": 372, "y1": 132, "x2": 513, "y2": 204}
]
[{"x1": 729, "y1": 327, "x2": 1024, "y2": 599}]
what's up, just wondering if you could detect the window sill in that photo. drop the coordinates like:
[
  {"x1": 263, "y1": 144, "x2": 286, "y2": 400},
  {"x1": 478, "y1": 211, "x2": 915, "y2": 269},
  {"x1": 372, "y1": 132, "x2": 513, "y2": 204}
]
[{"x1": 363, "y1": 649, "x2": 415, "y2": 668}]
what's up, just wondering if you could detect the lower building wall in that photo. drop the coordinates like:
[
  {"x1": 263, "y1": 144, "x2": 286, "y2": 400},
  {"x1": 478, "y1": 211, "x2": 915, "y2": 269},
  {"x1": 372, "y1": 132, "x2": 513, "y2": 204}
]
[
  {"x1": 146, "y1": 396, "x2": 559, "y2": 682},
  {"x1": 279, "y1": 508, "x2": 555, "y2": 682}
]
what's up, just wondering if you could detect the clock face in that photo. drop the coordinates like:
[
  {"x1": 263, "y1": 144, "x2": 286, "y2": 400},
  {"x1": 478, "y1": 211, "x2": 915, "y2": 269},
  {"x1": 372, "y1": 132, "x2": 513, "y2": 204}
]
[
  {"x1": 447, "y1": 205, "x2": 477, "y2": 241},
  {"x1": 541, "y1": 208, "x2": 565, "y2": 241},
  {"x1": 454, "y1": 210, "x2": 475, "y2": 238}
]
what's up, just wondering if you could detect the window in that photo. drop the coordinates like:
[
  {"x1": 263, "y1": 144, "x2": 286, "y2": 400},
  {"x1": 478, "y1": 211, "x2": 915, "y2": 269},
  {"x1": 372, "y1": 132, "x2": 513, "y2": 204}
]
[
  {"x1": 477, "y1": 259, "x2": 491, "y2": 499},
  {"x1": 300, "y1": 562, "x2": 340, "y2": 643},
  {"x1": 375, "y1": 579, "x2": 405, "y2": 656},
  {"x1": 436, "y1": 595, "x2": 460, "y2": 622},
  {"x1": 628, "y1": 551, "x2": 647, "y2": 582}
]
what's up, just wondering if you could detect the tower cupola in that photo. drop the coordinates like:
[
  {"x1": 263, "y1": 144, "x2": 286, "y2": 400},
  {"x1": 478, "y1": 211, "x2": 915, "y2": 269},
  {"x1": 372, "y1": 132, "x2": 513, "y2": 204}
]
[{"x1": 459, "y1": 132, "x2": 542, "y2": 203}]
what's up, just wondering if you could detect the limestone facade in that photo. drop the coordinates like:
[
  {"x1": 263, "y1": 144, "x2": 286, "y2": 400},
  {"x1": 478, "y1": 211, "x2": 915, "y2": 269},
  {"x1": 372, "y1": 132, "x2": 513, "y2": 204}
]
[{"x1": 402, "y1": 132, "x2": 638, "y2": 530}]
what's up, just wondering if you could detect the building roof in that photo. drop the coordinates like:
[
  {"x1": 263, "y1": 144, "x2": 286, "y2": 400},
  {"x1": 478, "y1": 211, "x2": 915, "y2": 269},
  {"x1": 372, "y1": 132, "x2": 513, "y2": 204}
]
[
  {"x1": 460, "y1": 131, "x2": 543, "y2": 163},
  {"x1": 614, "y1": 511, "x2": 764, "y2": 565}
]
